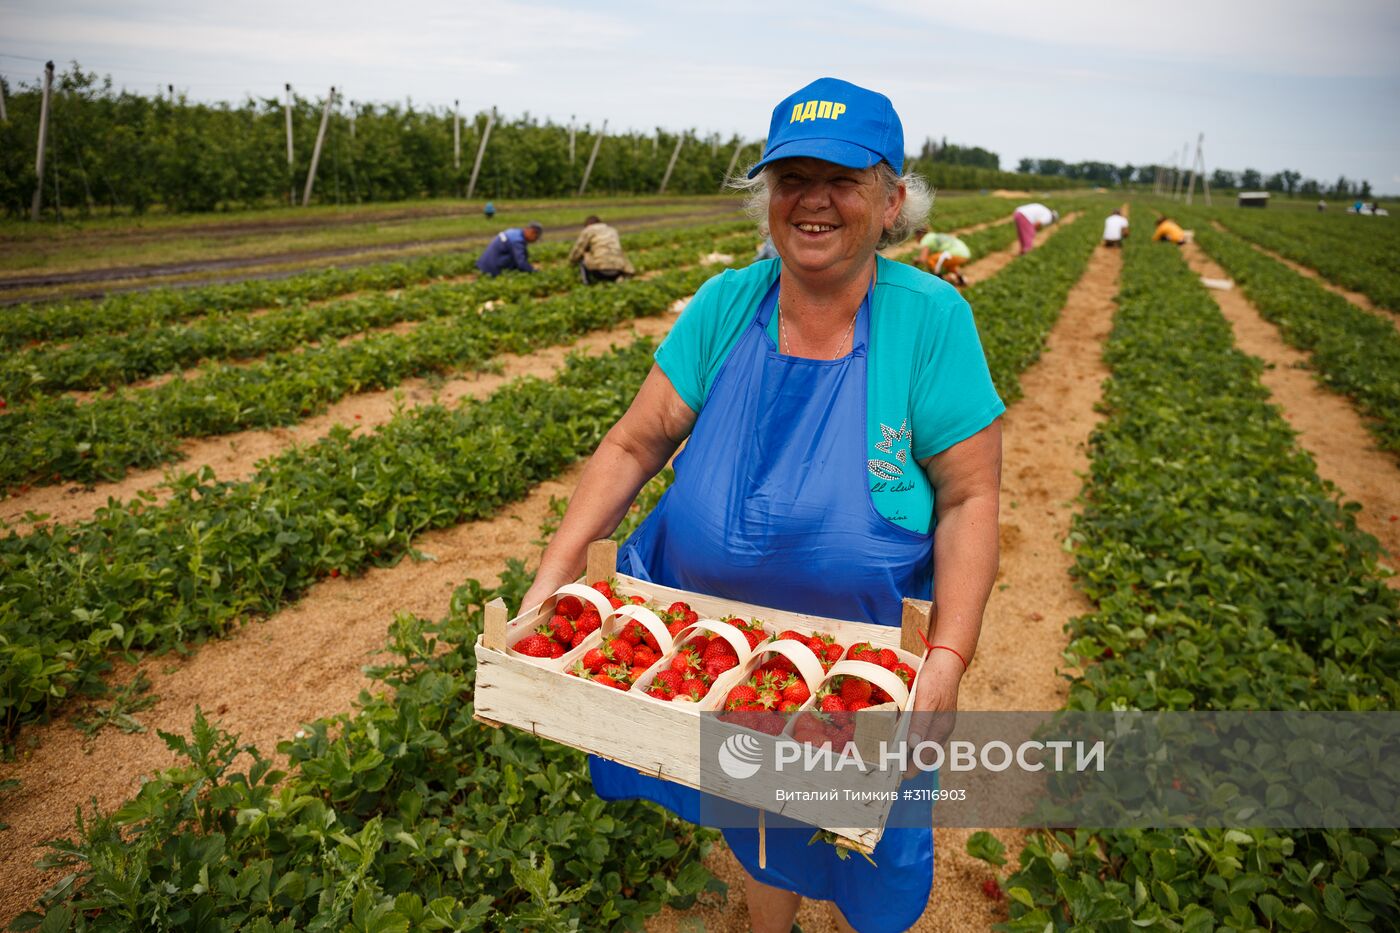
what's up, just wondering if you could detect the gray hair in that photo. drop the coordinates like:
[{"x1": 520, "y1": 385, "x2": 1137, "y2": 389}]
[{"x1": 728, "y1": 162, "x2": 933, "y2": 250}]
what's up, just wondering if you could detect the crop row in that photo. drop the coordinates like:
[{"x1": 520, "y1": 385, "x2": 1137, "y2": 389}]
[
  {"x1": 973, "y1": 233, "x2": 1400, "y2": 930},
  {"x1": 0, "y1": 218, "x2": 749, "y2": 352},
  {"x1": 1215, "y1": 208, "x2": 1400, "y2": 312},
  {"x1": 12, "y1": 472, "x2": 718, "y2": 932},
  {"x1": 0, "y1": 257, "x2": 732, "y2": 489},
  {"x1": 0, "y1": 339, "x2": 661, "y2": 749},
  {"x1": 0, "y1": 225, "x2": 756, "y2": 402},
  {"x1": 1194, "y1": 224, "x2": 1400, "y2": 457}
]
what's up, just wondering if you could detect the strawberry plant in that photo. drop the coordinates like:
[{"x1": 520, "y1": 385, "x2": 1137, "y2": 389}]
[{"x1": 968, "y1": 227, "x2": 1400, "y2": 931}]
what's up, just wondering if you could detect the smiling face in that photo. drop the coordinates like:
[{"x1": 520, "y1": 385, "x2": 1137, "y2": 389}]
[{"x1": 767, "y1": 157, "x2": 904, "y2": 282}]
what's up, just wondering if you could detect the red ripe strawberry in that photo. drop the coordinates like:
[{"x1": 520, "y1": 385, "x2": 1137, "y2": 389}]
[
  {"x1": 877, "y1": 649, "x2": 899, "y2": 670},
  {"x1": 725, "y1": 684, "x2": 759, "y2": 709},
  {"x1": 871, "y1": 687, "x2": 892, "y2": 704},
  {"x1": 608, "y1": 639, "x2": 634, "y2": 666},
  {"x1": 777, "y1": 629, "x2": 806, "y2": 642},
  {"x1": 591, "y1": 580, "x2": 614, "y2": 599},
  {"x1": 683, "y1": 609, "x2": 699, "y2": 625},
  {"x1": 595, "y1": 674, "x2": 622, "y2": 689},
  {"x1": 653, "y1": 670, "x2": 683, "y2": 696},
  {"x1": 547, "y1": 641, "x2": 565, "y2": 659},
  {"x1": 847, "y1": 700, "x2": 871, "y2": 712},
  {"x1": 893, "y1": 662, "x2": 916, "y2": 687},
  {"x1": 743, "y1": 629, "x2": 764, "y2": 649},
  {"x1": 667, "y1": 618, "x2": 691, "y2": 639},
  {"x1": 618, "y1": 623, "x2": 641, "y2": 647},
  {"x1": 780, "y1": 700, "x2": 800, "y2": 713},
  {"x1": 583, "y1": 648, "x2": 608, "y2": 673},
  {"x1": 703, "y1": 638, "x2": 736, "y2": 661},
  {"x1": 668, "y1": 601, "x2": 691, "y2": 617},
  {"x1": 515, "y1": 634, "x2": 554, "y2": 657},
  {"x1": 981, "y1": 879, "x2": 1004, "y2": 901},
  {"x1": 575, "y1": 610, "x2": 601, "y2": 635},
  {"x1": 630, "y1": 665, "x2": 649, "y2": 681},
  {"x1": 630, "y1": 594, "x2": 646, "y2": 605},
  {"x1": 824, "y1": 642, "x2": 844, "y2": 663},
  {"x1": 704, "y1": 656, "x2": 736, "y2": 678},
  {"x1": 820, "y1": 695, "x2": 849, "y2": 713},
  {"x1": 848, "y1": 642, "x2": 878, "y2": 663},
  {"x1": 840, "y1": 678, "x2": 873, "y2": 705},
  {"x1": 680, "y1": 677, "x2": 709, "y2": 700},
  {"x1": 781, "y1": 676, "x2": 811, "y2": 706},
  {"x1": 607, "y1": 596, "x2": 624, "y2": 610},
  {"x1": 570, "y1": 629, "x2": 589, "y2": 649},
  {"x1": 556, "y1": 595, "x2": 584, "y2": 619},
  {"x1": 548, "y1": 615, "x2": 574, "y2": 645},
  {"x1": 634, "y1": 645, "x2": 658, "y2": 668}
]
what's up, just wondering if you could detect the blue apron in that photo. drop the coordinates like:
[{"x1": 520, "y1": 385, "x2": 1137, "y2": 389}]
[{"x1": 590, "y1": 275, "x2": 937, "y2": 933}]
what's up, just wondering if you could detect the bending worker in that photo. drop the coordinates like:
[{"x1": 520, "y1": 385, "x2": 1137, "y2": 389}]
[
  {"x1": 1012, "y1": 201, "x2": 1058, "y2": 254},
  {"x1": 915, "y1": 226, "x2": 971, "y2": 286},
  {"x1": 1152, "y1": 216, "x2": 1187, "y2": 245},
  {"x1": 1102, "y1": 208, "x2": 1129, "y2": 248},
  {"x1": 475, "y1": 221, "x2": 543, "y2": 276},
  {"x1": 521, "y1": 77, "x2": 1002, "y2": 933},
  {"x1": 567, "y1": 215, "x2": 636, "y2": 284}
]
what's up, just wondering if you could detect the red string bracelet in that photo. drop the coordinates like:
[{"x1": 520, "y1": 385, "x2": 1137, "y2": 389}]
[{"x1": 916, "y1": 628, "x2": 969, "y2": 672}]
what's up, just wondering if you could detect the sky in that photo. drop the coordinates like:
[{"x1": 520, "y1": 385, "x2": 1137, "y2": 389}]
[{"x1": 3, "y1": 0, "x2": 1399, "y2": 192}]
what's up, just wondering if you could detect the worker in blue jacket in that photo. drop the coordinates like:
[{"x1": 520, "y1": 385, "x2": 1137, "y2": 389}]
[{"x1": 476, "y1": 222, "x2": 543, "y2": 276}]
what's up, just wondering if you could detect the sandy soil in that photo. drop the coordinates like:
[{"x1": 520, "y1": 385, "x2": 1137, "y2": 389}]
[
  {"x1": 1183, "y1": 243, "x2": 1400, "y2": 579},
  {"x1": 646, "y1": 235, "x2": 1122, "y2": 933},
  {"x1": 1211, "y1": 223, "x2": 1400, "y2": 334},
  {"x1": 1, "y1": 234, "x2": 1121, "y2": 930}
]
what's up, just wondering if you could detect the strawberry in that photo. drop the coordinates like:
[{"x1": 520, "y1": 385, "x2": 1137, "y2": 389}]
[
  {"x1": 609, "y1": 596, "x2": 626, "y2": 610},
  {"x1": 667, "y1": 618, "x2": 692, "y2": 640},
  {"x1": 609, "y1": 639, "x2": 634, "y2": 666},
  {"x1": 777, "y1": 629, "x2": 806, "y2": 642},
  {"x1": 591, "y1": 580, "x2": 614, "y2": 599},
  {"x1": 848, "y1": 642, "x2": 879, "y2": 663},
  {"x1": 670, "y1": 649, "x2": 698, "y2": 675},
  {"x1": 820, "y1": 695, "x2": 849, "y2": 713},
  {"x1": 575, "y1": 609, "x2": 601, "y2": 635},
  {"x1": 570, "y1": 629, "x2": 589, "y2": 649},
  {"x1": 667, "y1": 601, "x2": 691, "y2": 617},
  {"x1": 893, "y1": 662, "x2": 916, "y2": 687},
  {"x1": 725, "y1": 684, "x2": 760, "y2": 710},
  {"x1": 618, "y1": 624, "x2": 641, "y2": 647},
  {"x1": 556, "y1": 595, "x2": 584, "y2": 619},
  {"x1": 824, "y1": 642, "x2": 844, "y2": 663},
  {"x1": 704, "y1": 655, "x2": 736, "y2": 678},
  {"x1": 683, "y1": 609, "x2": 699, "y2": 625},
  {"x1": 548, "y1": 641, "x2": 565, "y2": 659},
  {"x1": 583, "y1": 648, "x2": 608, "y2": 673},
  {"x1": 847, "y1": 700, "x2": 871, "y2": 712},
  {"x1": 780, "y1": 700, "x2": 800, "y2": 713},
  {"x1": 780, "y1": 676, "x2": 811, "y2": 706},
  {"x1": 548, "y1": 615, "x2": 574, "y2": 645},
  {"x1": 653, "y1": 670, "x2": 683, "y2": 696},
  {"x1": 515, "y1": 633, "x2": 554, "y2": 657},
  {"x1": 877, "y1": 649, "x2": 899, "y2": 670},
  {"x1": 595, "y1": 674, "x2": 623, "y2": 690},
  {"x1": 702, "y1": 639, "x2": 736, "y2": 663},
  {"x1": 680, "y1": 677, "x2": 709, "y2": 700},
  {"x1": 631, "y1": 664, "x2": 650, "y2": 681},
  {"x1": 634, "y1": 645, "x2": 658, "y2": 669},
  {"x1": 840, "y1": 678, "x2": 873, "y2": 705}
]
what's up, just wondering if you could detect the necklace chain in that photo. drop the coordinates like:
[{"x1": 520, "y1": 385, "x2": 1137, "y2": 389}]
[{"x1": 777, "y1": 299, "x2": 858, "y2": 359}]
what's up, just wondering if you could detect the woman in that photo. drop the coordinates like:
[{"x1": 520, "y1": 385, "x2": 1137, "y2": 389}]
[{"x1": 520, "y1": 77, "x2": 1002, "y2": 933}]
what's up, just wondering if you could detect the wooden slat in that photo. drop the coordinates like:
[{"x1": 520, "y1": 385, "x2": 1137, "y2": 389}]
[
  {"x1": 586, "y1": 539, "x2": 618, "y2": 583},
  {"x1": 900, "y1": 598, "x2": 933, "y2": 657},
  {"x1": 483, "y1": 597, "x2": 510, "y2": 650}
]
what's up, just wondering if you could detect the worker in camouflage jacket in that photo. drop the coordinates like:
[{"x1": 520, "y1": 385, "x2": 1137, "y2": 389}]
[{"x1": 567, "y1": 216, "x2": 636, "y2": 285}]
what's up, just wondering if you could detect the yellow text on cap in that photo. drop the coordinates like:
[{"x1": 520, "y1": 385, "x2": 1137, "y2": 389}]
[{"x1": 789, "y1": 100, "x2": 847, "y2": 123}]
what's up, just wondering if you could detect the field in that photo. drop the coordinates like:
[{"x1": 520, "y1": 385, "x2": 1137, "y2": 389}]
[{"x1": 0, "y1": 193, "x2": 1397, "y2": 932}]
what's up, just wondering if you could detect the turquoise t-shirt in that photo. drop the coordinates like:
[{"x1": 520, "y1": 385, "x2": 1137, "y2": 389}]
[{"x1": 655, "y1": 256, "x2": 1004, "y2": 533}]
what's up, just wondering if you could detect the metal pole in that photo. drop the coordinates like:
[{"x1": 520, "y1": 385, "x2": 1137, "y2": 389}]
[
  {"x1": 722, "y1": 139, "x2": 744, "y2": 189},
  {"x1": 453, "y1": 99, "x2": 461, "y2": 171},
  {"x1": 1185, "y1": 132, "x2": 1202, "y2": 206},
  {"x1": 1171, "y1": 142, "x2": 1187, "y2": 200},
  {"x1": 0, "y1": 76, "x2": 8, "y2": 122},
  {"x1": 466, "y1": 107, "x2": 495, "y2": 199},
  {"x1": 30, "y1": 61, "x2": 54, "y2": 221},
  {"x1": 302, "y1": 86, "x2": 335, "y2": 207},
  {"x1": 569, "y1": 114, "x2": 576, "y2": 164},
  {"x1": 658, "y1": 135, "x2": 684, "y2": 194},
  {"x1": 577, "y1": 119, "x2": 606, "y2": 196},
  {"x1": 1201, "y1": 138, "x2": 1213, "y2": 206},
  {"x1": 284, "y1": 83, "x2": 295, "y2": 206}
]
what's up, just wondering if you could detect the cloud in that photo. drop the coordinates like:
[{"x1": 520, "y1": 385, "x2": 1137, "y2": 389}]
[{"x1": 867, "y1": 0, "x2": 1400, "y2": 78}]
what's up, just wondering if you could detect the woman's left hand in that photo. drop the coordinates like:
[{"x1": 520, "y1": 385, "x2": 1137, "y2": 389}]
[{"x1": 903, "y1": 649, "x2": 965, "y2": 778}]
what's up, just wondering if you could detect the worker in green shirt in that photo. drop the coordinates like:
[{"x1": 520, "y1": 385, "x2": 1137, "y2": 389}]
[{"x1": 915, "y1": 227, "x2": 971, "y2": 286}]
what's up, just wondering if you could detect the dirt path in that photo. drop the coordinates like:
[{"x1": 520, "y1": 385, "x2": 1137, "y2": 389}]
[
  {"x1": 1183, "y1": 243, "x2": 1400, "y2": 577},
  {"x1": 647, "y1": 238, "x2": 1122, "y2": 933},
  {"x1": 1210, "y1": 222, "x2": 1400, "y2": 334}
]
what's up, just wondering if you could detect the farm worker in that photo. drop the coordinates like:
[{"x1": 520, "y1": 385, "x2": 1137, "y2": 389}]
[
  {"x1": 475, "y1": 222, "x2": 543, "y2": 276},
  {"x1": 483, "y1": 201, "x2": 496, "y2": 219},
  {"x1": 567, "y1": 215, "x2": 636, "y2": 285},
  {"x1": 1102, "y1": 209, "x2": 1129, "y2": 248},
  {"x1": 1012, "y1": 202, "x2": 1057, "y2": 254},
  {"x1": 1317, "y1": 199, "x2": 1327, "y2": 212},
  {"x1": 755, "y1": 235, "x2": 780, "y2": 261},
  {"x1": 522, "y1": 77, "x2": 1003, "y2": 933},
  {"x1": 915, "y1": 226, "x2": 971, "y2": 286},
  {"x1": 1152, "y1": 217, "x2": 1187, "y2": 245}
]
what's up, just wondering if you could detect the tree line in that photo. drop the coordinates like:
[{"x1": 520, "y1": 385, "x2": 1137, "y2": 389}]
[
  {"x1": 1016, "y1": 157, "x2": 1374, "y2": 198},
  {"x1": 0, "y1": 64, "x2": 1074, "y2": 218}
]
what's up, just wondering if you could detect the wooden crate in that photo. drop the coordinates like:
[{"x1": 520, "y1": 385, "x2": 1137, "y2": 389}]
[{"x1": 473, "y1": 541, "x2": 934, "y2": 854}]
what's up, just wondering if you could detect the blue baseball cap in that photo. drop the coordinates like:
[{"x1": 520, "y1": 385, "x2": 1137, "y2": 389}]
[{"x1": 748, "y1": 77, "x2": 904, "y2": 179}]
